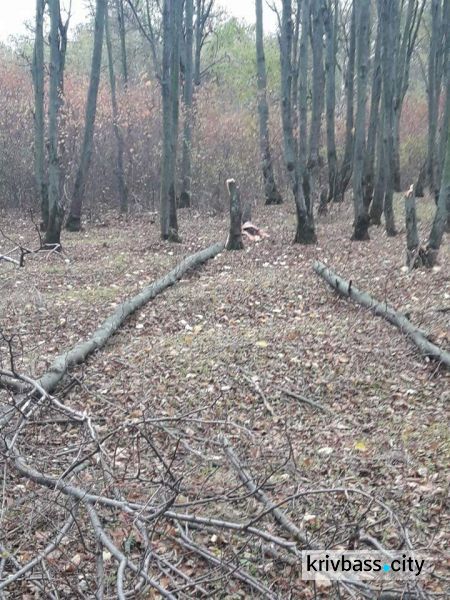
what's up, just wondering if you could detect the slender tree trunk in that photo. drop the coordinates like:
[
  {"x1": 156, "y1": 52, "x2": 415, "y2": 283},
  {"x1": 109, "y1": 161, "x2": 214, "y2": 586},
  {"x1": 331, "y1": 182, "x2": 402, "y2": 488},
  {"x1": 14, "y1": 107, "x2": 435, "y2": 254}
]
[
  {"x1": 363, "y1": 18, "x2": 382, "y2": 209},
  {"x1": 194, "y1": 0, "x2": 202, "y2": 85},
  {"x1": 351, "y1": 0, "x2": 370, "y2": 241},
  {"x1": 160, "y1": 0, "x2": 181, "y2": 241},
  {"x1": 370, "y1": 107, "x2": 386, "y2": 224},
  {"x1": 45, "y1": 0, "x2": 64, "y2": 247},
  {"x1": 66, "y1": 0, "x2": 107, "y2": 231},
  {"x1": 337, "y1": 0, "x2": 356, "y2": 202},
  {"x1": 179, "y1": 0, "x2": 194, "y2": 208},
  {"x1": 281, "y1": 0, "x2": 316, "y2": 244},
  {"x1": 380, "y1": 0, "x2": 397, "y2": 236},
  {"x1": 426, "y1": 119, "x2": 449, "y2": 263},
  {"x1": 226, "y1": 179, "x2": 244, "y2": 250},
  {"x1": 427, "y1": 0, "x2": 442, "y2": 195},
  {"x1": 308, "y1": 0, "x2": 325, "y2": 211},
  {"x1": 437, "y1": 0, "x2": 450, "y2": 199},
  {"x1": 116, "y1": 0, "x2": 128, "y2": 85},
  {"x1": 324, "y1": 0, "x2": 338, "y2": 204},
  {"x1": 255, "y1": 0, "x2": 282, "y2": 205},
  {"x1": 105, "y1": 4, "x2": 128, "y2": 215},
  {"x1": 33, "y1": 0, "x2": 47, "y2": 231},
  {"x1": 298, "y1": 0, "x2": 310, "y2": 209}
]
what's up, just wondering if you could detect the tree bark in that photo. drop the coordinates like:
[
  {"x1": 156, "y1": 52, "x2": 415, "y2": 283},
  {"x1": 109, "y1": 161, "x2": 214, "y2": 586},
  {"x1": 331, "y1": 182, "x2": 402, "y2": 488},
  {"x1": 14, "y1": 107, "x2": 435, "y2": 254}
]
[
  {"x1": 314, "y1": 261, "x2": 450, "y2": 368},
  {"x1": 179, "y1": 0, "x2": 195, "y2": 208},
  {"x1": 404, "y1": 187, "x2": 422, "y2": 268},
  {"x1": 308, "y1": 0, "x2": 325, "y2": 211},
  {"x1": 226, "y1": 179, "x2": 244, "y2": 250},
  {"x1": 363, "y1": 18, "x2": 382, "y2": 210},
  {"x1": 105, "y1": 5, "x2": 128, "y2": 216},
  {"x1": 33, "y1": 0, "x2": 47, "y2": 231},
  {"x1": 426, "y1": 116, "x2": 450, "y2": 264},
  {"x1": 256, "y1": 0, "x2": 282, "y2": 205},
  {"x1": 281, "y1": 0, "x2": 316, "y2": 244},
  {"x1": 66, "y1": 0, "x2": 107, "y2": 231},
  {"x1": 351, "y1": 0, "x2": 370, "y2": 241},
  {"x1": 45, "y1": 0, "x2": 65, "y2": 247},
  {"x1": 380, "y1": 0, "x2": 397, "y2": 236},
  {"x1": 298, "y1": 0, "x2": 310, "y2": 210},
  {"x1": 324, "y1": 0, "x2": 338, "y2": 204},
  {"x1": 337, "y1": 0, "x2": 356, "y2": 202},
  {"x1": 427, "y1": 0, "x2": 443, "y2": 195}
]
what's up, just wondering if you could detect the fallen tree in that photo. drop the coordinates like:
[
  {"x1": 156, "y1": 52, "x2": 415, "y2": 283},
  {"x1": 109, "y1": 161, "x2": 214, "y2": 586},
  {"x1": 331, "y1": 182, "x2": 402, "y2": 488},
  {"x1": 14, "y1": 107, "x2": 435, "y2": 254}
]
[
  {"x1": 313, "y1": 261, "x2": 450, "y2": 369},
  {"x1": 37, "y1": 241, "x2": 224, "y2": 394}
]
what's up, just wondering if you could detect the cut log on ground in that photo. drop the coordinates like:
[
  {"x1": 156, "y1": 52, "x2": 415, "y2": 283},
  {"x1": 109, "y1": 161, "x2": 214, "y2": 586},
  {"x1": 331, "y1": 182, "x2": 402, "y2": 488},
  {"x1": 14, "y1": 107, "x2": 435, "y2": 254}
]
[
  {"x1": 34, "y1": 242, "x2": 224, "y2": 394},
  {"x1": 226, "y1": 179, "x2": 244, "y2": 250},
  {"x1": 314, "y1": 261, "x2": 450, "y2": 369}
]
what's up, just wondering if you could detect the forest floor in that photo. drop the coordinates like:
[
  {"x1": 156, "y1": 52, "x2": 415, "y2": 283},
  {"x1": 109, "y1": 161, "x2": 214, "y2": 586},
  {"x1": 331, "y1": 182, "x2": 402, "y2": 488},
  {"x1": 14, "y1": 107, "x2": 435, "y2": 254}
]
[{"x1": 0, "y1": 196, "x2": 449, "y2": 598}]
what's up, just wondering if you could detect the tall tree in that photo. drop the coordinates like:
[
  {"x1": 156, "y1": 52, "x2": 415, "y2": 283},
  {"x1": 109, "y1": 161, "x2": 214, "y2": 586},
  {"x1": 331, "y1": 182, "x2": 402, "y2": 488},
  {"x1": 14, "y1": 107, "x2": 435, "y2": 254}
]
[
  {"x1": 66, "y1": 0, "x2": 107, "y2": 231},
  {"x1": 160, "y1": 0, "x2": 182, "y2": 241},
  {"x1": 255, "y1": 0, "x2": 282, "y2": 205},
  {"x1": 308, "y1": 0, "x2": 325, "y2": 209},
  {"x1": 45, "y1": 0, "x2": 65, "y2": 246},
  {"x1": 194, "y1": 0, "x2": 214, "y2": 86},
  {"x1": 298, "y1": 0, "x2": 310, "y2": 208},
  {"x1": 280, "y1": 0, "x2": 316, "y2": 244},
  {"x1": 337, "y1": 1, "x2": 356, "y2": 202},
  {"x1": 437, "y1": 0, "x2": 450, "y2": 198},
  {"x1": 179, "y1": 0, "x2": 195, "y2": 208},
  {"x1": 351, "y1": 0, "x2": 371, "y2": 240},
  {"x1": 324, "y1": 0, "x2": 338, "y2": 204},
  {"x1": 105, "y1": 3, "x2": 128, "y2": 215},
  {"x1": 32, "y1": 0, "x2": 47, "y2": 230}
]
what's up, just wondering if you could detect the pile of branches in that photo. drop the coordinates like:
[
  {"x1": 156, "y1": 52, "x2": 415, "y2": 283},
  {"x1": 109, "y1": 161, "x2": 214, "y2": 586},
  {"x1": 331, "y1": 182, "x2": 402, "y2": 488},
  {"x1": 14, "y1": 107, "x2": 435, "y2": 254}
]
[{"x1": 0, "y1": 367, "x2": 432, "y2": 599}]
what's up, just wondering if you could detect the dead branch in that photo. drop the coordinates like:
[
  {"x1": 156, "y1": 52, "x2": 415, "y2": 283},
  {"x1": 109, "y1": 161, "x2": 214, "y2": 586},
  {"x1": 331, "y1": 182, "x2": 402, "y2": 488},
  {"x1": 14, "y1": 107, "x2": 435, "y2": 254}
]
[{"x1": 313, "y1": 261, "x2": 450, "y2": 368}]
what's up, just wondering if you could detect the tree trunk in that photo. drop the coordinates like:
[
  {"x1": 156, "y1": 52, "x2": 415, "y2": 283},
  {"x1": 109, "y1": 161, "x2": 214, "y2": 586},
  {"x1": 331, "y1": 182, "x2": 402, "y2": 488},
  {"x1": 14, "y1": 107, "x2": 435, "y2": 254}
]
[
  {"x1": 369, "y1": 108, "x2": 386, "y2": 224},
  {"x1": 281, "y1": 0, "x2": 316, "y2": 244},
  {"x1": 308, "y1": 0, "x2": 325, "y2": 211},
  {"x1": 226, "y1": 179, "x2": 244, "y2": 250},
  {"x1": 160, "y1": 0, "x2": 181, "y2": 242},
  {"x1": 66, "y1": 0, "x2": 107, "y2": 231},
  {"x1": 380, "y1": 0, "x2": 397, "y2": 236},
  {"x1": 33, "y1": 0, "x2": 47, "y2": 231},
  {"x1": 337, "y1": 0, "x2": 356, "y2": 202},
  {"x1": 437, "y1": 0, "x2": 450, "y2": 200},
  {"x1": 116, "y1": 0, "x2": 128, "y2": 85},
  {"x1": 105, "y1": 4, "x2": 128, "y2": 216},
  {"x1": 298, "y1": 0, "x2": 310, "y2": 210},
  {"x1": 255, "y1": 0, "x2": 282, "y2": 205},
  {"x1": 45, "y1": 0, "x2": 65, "y2": 248},
  {"x1": 179, "y1": 0, "x2": 195, "y2": 208},
  {"x1": 363, "y1": 18, "x2": 382, "y2": 209},
  {"x1": 314, "y1": 261, "x2": 450, "y2": 368},
  {"x1": 351, "y1": 0, "x2": 370, "y2": 241},
  {"x1": 324, "y1": 0, "x2": 338, "y2": 204},
  {"x1": 404, "y1": 187, "x2": 422, "y2": 268},
  {"x1": 426, "y1": 117, "x2": 450, "y2": 264}
]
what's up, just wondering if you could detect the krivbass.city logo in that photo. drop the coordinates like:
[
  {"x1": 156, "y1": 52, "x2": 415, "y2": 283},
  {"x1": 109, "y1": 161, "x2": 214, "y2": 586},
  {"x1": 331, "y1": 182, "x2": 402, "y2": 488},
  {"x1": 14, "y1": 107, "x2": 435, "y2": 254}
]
[{"x1": 302, "y1": 551, "x2": 429, "y2": 582}]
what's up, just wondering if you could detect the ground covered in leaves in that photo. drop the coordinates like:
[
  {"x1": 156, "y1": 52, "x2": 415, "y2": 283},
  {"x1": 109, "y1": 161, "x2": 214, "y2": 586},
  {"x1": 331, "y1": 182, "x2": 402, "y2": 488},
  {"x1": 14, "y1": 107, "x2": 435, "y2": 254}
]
[{"x1": 0, "y1": 197, "x2": 449, "y2": 598}]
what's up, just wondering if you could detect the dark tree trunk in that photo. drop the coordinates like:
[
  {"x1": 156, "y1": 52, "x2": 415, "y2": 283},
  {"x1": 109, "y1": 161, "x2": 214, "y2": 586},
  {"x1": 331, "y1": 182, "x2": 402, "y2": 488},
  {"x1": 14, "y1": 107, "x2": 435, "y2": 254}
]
[
  {"x1": 45, "y1": 0, "x2": 65, "y2": 247},
  {"x1": 337, "y1": 0, "x2": 356, "y2": 202},
  {"x1": 66, "y1": 0, "x2": 107, "y2": 231},
  {"x1": 281, "y1": 0, "x2": 316, "y2": 244},
  {"x1": 105, "y1": 4, "x2": 128, "y2": 216},
  {"x1": 351, "y1": 0, "x2": 371, "y2": 241},
  {"x1": 226, "y1": 179, "x2": 244, "y2": 250},
  {"x1": 298, "y1": 0, "x2": 310, "y2": 210},
  {"x1": 324, "y1": 0, "x2": 338, "y2": 204},
  {"x1": 369, "y1": 108, "x2": 386, "y2": 224},
  {"x1": 308, "y1": 0, "x2": 325, "y2": 211},
  {"x1": 363, "y1": 18, "x2": 382, "y2": 209},
  {"x1": 256, "y1": 0, "x2": 282, "y2": 205},
  {"x1": 33, "y1": 0, "x2": 47, "y2": 231},
  {"x1": 179, "y1": 0, "x2": 195, "y2": 208}
]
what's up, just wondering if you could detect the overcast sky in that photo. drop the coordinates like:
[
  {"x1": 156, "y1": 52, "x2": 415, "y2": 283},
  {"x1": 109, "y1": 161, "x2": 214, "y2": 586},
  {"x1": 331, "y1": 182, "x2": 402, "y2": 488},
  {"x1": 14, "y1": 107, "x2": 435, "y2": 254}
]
[{"x1": 0, "y1": 1, "x2": 278, "y2": 42}]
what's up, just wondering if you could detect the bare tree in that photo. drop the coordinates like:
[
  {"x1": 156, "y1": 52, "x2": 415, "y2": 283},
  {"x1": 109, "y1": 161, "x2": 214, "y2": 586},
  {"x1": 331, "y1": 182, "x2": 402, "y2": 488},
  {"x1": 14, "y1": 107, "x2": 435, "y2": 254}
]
[
  {"x1": 32, "y1": 0, "x2": 47, "y2": 231},
  {"x1": 179, "y1": 0, "x2": 195, "y2": 208},
  {"x1": 255, "y1": 0, "x2": 282, "y2": 205},
  {"x1": 105, "y1": 2, "x2": 128, "y2": 216},
  {"x1": 280, "y1": 0, "x2": 316, "y2": 244},
  {"x1": 351, "y1": 0, "x2": 371, "y2": 241},
  {"x1": 66, "y1": 0, "x2": 107, "y2": 231},
  {"x1": 194, "y1": 0, "x2": 214, "y2": 86},
  {"x1": 324, "y1": 0, "x2": 338, "y2": 204}
]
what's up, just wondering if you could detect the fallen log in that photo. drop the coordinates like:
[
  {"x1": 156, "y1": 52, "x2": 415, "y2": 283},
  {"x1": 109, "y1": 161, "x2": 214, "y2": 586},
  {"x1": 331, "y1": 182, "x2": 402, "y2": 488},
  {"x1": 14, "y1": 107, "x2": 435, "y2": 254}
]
[
  {"x1": 313, "y1": 261, "x2": 450, "y2": 369},
  {"x1": 36, "y1": 242, "x2": 224, "y2": 394}
]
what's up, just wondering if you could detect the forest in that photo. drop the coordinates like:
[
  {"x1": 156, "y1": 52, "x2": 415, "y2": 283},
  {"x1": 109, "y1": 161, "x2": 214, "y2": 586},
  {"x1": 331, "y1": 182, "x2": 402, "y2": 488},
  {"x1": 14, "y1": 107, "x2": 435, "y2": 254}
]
[{"x1": 0, "y1": 0, "x2": 449, "y2": 597}]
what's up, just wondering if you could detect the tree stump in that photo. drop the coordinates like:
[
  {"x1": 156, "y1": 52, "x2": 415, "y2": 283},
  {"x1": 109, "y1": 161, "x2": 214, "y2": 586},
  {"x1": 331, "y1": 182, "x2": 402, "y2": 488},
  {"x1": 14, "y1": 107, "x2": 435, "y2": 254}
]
[{"x1": 226, "y1": 179, "x2": 244, "y2": 250}]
